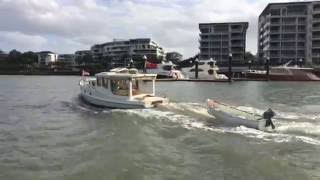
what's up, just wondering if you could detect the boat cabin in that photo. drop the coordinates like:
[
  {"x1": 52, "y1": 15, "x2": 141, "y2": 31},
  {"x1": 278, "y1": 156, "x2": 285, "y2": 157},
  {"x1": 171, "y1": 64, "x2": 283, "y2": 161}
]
[{"x1": 82, "y1": 69, "x2": 157, "y2": 100}]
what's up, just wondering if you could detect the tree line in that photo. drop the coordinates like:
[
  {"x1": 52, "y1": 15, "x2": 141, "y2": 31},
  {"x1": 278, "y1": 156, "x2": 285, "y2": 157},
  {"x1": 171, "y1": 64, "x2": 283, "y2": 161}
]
[{"x1": 0, "y1": 49, "x2": 38, "y2": 71}]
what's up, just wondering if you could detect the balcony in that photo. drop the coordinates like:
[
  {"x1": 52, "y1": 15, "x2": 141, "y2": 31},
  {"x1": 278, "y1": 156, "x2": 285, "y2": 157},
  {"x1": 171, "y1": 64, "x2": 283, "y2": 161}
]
[
  {"x1": 313, "y1": 18, "x2": 320, "y2": 23},
  {"x1": 281, "y1": 38, "x2": 296, "y2": 41},
  {"x1": 231, "y1": 43, "x2": 244, "y2": 47},
  {"x1": 313, "y1": 27, "x2": 320, "y2": 32},
  {"x1": 282, "y1": 29, "x2": 297, "y2": 33},
  {"x1": 231, "y1": 35, "x2": 243, "y2": 39},
  {"x1": 199, "y1": 39, "x2": 210, "y2": 42},
  {"x1": 281, "y1": 46, "x2": 296, "y2": 50},
  {"x1": 270, "y1": 38, "x2": 280, "y2": 42}
]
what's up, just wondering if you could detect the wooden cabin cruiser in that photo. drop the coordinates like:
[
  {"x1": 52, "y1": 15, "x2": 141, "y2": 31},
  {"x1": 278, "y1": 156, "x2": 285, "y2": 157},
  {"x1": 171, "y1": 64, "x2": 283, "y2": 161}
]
[
  {"x1": 79, "y1": 68, "x2": 169, "y2": 109},
  {"x1": 207, "y1": 99, "x2": 273, "y2": 131}
]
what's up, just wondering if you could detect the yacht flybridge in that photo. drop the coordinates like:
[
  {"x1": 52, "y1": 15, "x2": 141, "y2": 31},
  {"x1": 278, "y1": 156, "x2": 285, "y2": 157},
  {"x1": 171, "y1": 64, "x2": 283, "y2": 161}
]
[{"x1": 79, "y1": 68, "x2": 169, "y2": 109}]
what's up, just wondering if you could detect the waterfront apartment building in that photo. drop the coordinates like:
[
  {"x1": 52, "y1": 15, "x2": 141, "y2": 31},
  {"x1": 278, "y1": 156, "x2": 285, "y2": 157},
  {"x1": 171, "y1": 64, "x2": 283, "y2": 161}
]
[
  {"x1": 91, "y1": 38, "x2": 165, "y2": 66},
  {"x1": 75, "y1": 50, "x2": 91, "y2": 58},
  {"x1": 57, "y1": 54, "x2": 75, "y2": 66},
  {"x1": 258, "y1": 1, "x2": 320, "y2": 65},
  {"x1": 199, "y1": 22, "x2": 248, "y2": 65},
  {"x1": 37, "y1": 51, "x2": 58, "y2": 66}
]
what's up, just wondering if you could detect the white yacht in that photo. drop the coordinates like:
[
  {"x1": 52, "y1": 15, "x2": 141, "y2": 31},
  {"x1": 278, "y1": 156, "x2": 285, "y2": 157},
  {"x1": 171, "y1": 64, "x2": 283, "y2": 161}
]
[
  {"x1": 79, "y1": 68, "x2": 169, "y2": 109},
  {"x1": 146, "y1": 61, "x2": 185, "y2": 79},
  {"x1": 181, "y1": 59, "x2": 228, "y2": 80}
]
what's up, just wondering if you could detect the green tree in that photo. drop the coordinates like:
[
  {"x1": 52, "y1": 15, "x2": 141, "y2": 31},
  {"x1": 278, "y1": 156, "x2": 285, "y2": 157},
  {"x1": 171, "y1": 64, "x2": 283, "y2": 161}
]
[
  {"x1": 21, "y1": 51, "x2": 38, "y2": 65},
  {"x1": 245, "y1": 51, "x2": 256, "y2": 63},
  {"x1": 8, "y1": 49, "x2": 22, "y2": 64}
]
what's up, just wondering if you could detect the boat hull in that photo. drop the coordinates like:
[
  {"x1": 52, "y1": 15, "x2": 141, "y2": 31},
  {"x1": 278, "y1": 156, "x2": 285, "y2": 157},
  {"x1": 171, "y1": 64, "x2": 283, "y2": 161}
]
[
  {"x1": 80, "y1": 92, "x2": 149, "y2": 109},
  {"x1": 207, "y1": 99, "x2": 268, "y2": 131},
  {"x1": 207, "y1": 107, "x2": 267, "y2": 130},
  {"x1": 246, "y1": 68, "x2": 320, "y2": 81}
]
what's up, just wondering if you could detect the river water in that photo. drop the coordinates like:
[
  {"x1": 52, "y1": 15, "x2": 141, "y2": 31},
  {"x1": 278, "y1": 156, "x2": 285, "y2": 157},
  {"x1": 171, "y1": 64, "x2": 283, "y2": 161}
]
[{"x1": 0, "y1": 76, "x2": 319, "y2": 180}]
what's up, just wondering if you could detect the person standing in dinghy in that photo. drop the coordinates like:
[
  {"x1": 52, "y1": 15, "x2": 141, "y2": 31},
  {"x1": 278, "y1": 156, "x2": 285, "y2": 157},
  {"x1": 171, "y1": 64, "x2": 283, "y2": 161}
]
[{"x1": 262, "y1": 108, "x2": 276, "y2": 129}]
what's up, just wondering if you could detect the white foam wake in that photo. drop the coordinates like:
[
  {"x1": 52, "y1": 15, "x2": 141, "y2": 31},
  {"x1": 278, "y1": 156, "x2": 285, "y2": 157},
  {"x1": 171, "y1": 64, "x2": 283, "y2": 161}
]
[{"x1": 109, "y1": 103, "x2": 320, "y2": 145}]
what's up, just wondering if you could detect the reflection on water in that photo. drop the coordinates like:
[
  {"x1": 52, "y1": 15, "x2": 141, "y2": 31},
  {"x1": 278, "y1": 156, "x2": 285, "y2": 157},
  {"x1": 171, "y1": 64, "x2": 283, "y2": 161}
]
[{"x1": 0, "y1": 76, "x2": 319, "y2": 180}]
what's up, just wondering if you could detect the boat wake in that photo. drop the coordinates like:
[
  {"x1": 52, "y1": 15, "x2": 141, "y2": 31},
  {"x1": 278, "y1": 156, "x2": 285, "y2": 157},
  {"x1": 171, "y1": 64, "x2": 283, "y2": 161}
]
[
  {"x1": 71, "y1": 96, "x2": 320, "y2": 145},
  {"x1": 112, "y1": 102, "x2": 320, "y2": 145}
]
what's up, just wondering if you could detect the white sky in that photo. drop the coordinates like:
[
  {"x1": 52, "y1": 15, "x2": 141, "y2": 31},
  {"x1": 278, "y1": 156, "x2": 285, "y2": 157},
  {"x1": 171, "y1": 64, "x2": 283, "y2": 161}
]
[{"x1": 0, "y1": 0, "x2": 301, "y2": 58}]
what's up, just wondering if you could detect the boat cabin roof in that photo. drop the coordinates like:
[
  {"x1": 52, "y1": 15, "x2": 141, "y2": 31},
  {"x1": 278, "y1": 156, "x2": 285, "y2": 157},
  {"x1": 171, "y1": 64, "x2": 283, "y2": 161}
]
[{"x1": 95, "y1": 72, "x2": 157, "y2": 80}]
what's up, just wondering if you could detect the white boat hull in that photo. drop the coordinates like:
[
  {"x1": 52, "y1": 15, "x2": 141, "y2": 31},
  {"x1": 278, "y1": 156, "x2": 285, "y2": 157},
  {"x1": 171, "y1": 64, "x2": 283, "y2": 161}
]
[
  {"x1": 207, "y1": 99, "x2": 270, "y2": 131},
  {"x1": 81, "y1": 92, "x2": 146, "y2": 109},
  {"x1": 207, "y1": 106, "x2": 267, "y2": 131},
  {"x1": 80, "y1": 83, "x2": 168, "y2": 109}
]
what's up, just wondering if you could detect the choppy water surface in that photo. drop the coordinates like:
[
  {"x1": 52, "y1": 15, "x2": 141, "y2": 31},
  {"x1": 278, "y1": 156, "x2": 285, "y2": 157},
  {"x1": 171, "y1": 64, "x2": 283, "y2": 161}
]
[{"x1": 0, "y1": 76, "x2": 319, "y2": 180}]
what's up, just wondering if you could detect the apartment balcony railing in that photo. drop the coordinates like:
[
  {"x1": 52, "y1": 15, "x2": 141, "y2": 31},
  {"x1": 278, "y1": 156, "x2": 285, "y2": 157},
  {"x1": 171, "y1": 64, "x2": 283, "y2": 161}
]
[
  {"x1": 269, "y1": 46, "x2": 280, "y2": 50},
  {"x1": 282, "y1": 21, "x2": 297, "y2": 25},
  {"x1": 312, "y1": 44, "x2": 320, "y2": 48},
  {"x1": 231, "y1": 50, "x2": 244, "y2": 53},
  {"x1": 281, "y1": 46, "x2": 297, "y2": 50},
  {"x1": 313, "y1": 18, "x2": 320, "y2": 23},
  {"x1": 199, "y1": 39, "x2": 210, "y2": 42},
  {"x1": 270, "y1": 38, "x2": 281, "y2": 42},
  {"x1": 270, "y1": 55, "x2": 280, "y2": 58},
  {"x1": 281, "y1": 55, "x2": 297, "y2": 58},
  {"x1": 312, "y1": 53, "x2": 320, "y2": 57},
  {"x1": 270, "y1": 30, "x2": 280, "y2": 34},
  {"x1": 231, "y1": 43, "x2": 244, "y2": 47},
  {"x1": 297, "y1": 37, "x2": 306, "y2": 41},
  {"x1": 281, "y1": 38, "x2": 296, "y2": 41},
  {"x1": 231, "y1": 28, "x2": 243, "y2": 32},
  {"x1": 282, "y1": 29, "x2": 297, "y2": 33},
  {"x1": 231, "y1": 36, "x2": 243, "y2": 39},
  {"x1": 313, "y1": 27, "x2": 320, "y2": 31}
]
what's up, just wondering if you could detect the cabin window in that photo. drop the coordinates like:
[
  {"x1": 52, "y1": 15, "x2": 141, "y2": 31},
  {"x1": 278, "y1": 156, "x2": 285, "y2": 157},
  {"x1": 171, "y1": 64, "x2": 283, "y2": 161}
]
[
  {"x1": 111, "y1": 80, "x2": 129, "y2": 96},
  {"x1": 162, "y1": 65, "x2": 173, "y2": 71},
  {"x1": 132, "y1": 79, "x2": 140, "y2": 95},
  {"x1": 92, "y1": 81, "x2": 96, "y2": 86},
  {"x1": 102, "y1": 78, "x2": 108, "y2": 88},
  {"x1": 97, "y1": 78, "x2": 102, "y2": 86}
]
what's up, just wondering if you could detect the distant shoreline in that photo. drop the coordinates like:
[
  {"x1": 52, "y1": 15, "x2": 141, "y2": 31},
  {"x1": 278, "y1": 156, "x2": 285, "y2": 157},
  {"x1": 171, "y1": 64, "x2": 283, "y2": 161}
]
[{"x1": 0, "y1": 71, "x2": 81, "y2": 76}]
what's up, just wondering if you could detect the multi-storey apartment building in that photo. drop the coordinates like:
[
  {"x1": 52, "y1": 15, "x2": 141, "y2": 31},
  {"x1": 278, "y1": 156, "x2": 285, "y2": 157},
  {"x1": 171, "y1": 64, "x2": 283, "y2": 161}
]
[
  {"x1": 258, "y1": 1, "x2": 320, "y2": 65},
  {"x1": 57, "y1": 54, "x2": 75, "y2": 66},
  {"x1": 37, "y1": 51, "x2": 58, "y2": 66},
  {"x1": 91, "y1": 38, "x2": 165, "y2": 66},
  {"x1": 199, "y1": 22, "x2": 248, "y2": 65}
]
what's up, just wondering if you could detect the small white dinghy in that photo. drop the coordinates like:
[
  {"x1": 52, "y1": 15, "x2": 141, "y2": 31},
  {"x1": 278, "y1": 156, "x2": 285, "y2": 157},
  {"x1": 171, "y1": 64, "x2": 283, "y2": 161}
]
[
  {"x1": 207, "y1": 99, "x2": 272, "y2": 131},
  {"x1": 79, "y1": 68, "x2": 169, "y2": 109}
]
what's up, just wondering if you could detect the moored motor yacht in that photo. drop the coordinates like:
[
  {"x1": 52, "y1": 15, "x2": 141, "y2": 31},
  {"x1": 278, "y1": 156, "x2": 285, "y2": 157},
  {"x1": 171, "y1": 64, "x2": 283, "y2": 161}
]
[
  {"x1": 145, "y1": 61, "x2": 185, "y2": 79},
  {"x1": 79, "y1": 68, "x2": 169, "y2": 109},
  {"x1": 246, "y1": 61, "x2": 320, "y2": 81},
  {"x1": 180, "y1": 59, "x2": 228, "y2": 80}
]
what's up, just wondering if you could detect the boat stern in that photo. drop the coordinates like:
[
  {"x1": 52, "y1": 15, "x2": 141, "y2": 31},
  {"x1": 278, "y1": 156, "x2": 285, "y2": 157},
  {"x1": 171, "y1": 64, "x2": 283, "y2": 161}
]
[{"x1": 143, "y1": 96, "x2": 169, "y2": 108}]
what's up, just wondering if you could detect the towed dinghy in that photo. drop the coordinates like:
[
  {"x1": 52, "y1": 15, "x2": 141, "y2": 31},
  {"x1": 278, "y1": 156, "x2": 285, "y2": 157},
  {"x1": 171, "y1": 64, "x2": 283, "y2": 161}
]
[{"x1": 207, "y1": 99, "x2": 275, "y2": 131}]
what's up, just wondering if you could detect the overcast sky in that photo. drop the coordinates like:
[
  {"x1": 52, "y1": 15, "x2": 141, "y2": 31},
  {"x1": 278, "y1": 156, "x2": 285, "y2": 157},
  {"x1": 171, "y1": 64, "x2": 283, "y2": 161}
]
[{"x1": 0, "y1": 0, "x2": 300, "y2": 57}]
